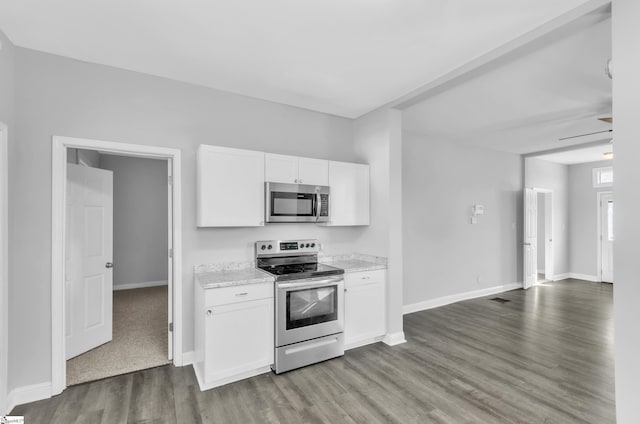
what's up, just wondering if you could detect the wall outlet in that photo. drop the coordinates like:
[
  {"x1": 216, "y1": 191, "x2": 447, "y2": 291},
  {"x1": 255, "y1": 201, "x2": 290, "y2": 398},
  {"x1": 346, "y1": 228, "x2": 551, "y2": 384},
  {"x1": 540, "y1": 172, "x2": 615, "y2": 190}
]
[{"x1": 470, "y1": 216, "x2": 478, "y2": 224}]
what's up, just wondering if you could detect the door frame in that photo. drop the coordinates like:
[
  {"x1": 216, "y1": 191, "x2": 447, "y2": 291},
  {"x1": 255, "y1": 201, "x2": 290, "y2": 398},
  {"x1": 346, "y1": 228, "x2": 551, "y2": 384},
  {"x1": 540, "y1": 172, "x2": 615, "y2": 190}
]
[
  {"x1": 535, "y1": 188, "x2": 554, "y2": 281},
  {"x1": 0, "y1": 123, "x2": 8, "y2": 413},
  {"x1": 597, "y1": 190, "x2": 613, "y2": 282},
  {"x1": 51, "y1": 136, "x2": 183, "y2": 395},
  {"x1": 524, "y1": 187, "x2": 554, "y2": 287}
]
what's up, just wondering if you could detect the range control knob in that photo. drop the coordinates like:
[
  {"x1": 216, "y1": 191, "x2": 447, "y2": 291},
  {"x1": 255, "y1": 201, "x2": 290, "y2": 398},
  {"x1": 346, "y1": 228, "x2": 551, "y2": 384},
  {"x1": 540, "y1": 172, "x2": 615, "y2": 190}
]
[
  {"x1": 306, "y1": 243, "x2": 310, "y2": 248},
  {"x1": 268, "y1": 244, "x2": 273, "y2": 250},
  {"x1": 311, "y1": 243, "x2": 315, "y2": 248},
  {"x1": 299, "y1": 243, "x2": 304, "y2": 248},
  {"x1": 261, "y1": 245, "x2": 266, "y2": 250}
]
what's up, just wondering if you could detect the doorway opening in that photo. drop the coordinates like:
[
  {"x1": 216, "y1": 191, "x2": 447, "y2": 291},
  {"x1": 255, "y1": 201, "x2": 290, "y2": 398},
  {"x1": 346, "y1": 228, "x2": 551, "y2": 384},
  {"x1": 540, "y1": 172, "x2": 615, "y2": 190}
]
[
  {"x1": 523, "y1": 187, "x2": 554, "y2": 289},
  {"x1": 598, "y1": 191, "x2": 614, "y2": 283},
  {"x1": 64, "y1": 150, "x2": 171, "y2": 386},
  {"x1": 51, "y1": 136, "x2": 183, "y2": 395}
]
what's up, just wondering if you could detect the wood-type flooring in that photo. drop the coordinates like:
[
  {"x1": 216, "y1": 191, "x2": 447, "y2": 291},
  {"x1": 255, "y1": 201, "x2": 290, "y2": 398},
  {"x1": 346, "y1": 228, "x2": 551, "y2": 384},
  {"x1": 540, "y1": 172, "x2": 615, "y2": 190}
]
[{"x1": 11, "y1": 279, "x2": 615, "y2": 423}]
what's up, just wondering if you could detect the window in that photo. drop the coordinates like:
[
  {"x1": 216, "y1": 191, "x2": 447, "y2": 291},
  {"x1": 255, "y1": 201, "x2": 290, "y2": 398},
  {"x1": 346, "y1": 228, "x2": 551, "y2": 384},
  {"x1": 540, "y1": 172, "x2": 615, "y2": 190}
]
[{"x1": 593, "y1": 166, "x2": 613, "y2": 188}]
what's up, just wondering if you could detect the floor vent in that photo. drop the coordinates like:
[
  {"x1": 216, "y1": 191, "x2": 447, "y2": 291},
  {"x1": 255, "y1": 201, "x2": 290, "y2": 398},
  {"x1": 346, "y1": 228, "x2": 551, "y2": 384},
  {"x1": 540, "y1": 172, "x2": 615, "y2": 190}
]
[{"x1": 489, "y1": 297, "x2": 511, "y2": 303}]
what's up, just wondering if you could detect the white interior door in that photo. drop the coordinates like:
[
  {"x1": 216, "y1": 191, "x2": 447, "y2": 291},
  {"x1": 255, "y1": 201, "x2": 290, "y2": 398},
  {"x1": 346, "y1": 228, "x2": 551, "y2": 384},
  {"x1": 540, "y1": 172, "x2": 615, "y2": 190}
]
[
  {"x1": 523, "y1": 188, "x2": 538, "y2": 289},
  {"x1": 66, "y1": 163, "x2": 114, "y2": 360},
  {"x1": 600, "y1": 192, "x2": 614, "y2": 283}
]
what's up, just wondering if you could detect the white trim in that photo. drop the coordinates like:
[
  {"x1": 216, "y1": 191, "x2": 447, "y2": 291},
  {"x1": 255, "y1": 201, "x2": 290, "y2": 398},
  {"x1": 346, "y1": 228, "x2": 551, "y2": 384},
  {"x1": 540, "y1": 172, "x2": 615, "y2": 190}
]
[
  {"x1": 592, "y1": 166, "x2": 613, "y2": 188},
  {"x1": 112, "y1": 280, "x2": 168, "y2": 291},
  {"x1": 403, "y1": 282, "x2": 523, "y2": 315},
  {"x1": 597, "y1": 191, "x2": 613, "y2": 283},
  {"x1": 346, "y1": 335, "x2": 385, "y2": 351},
  {"x1": 0, "y1": 123, "x2": 7, "y2": 415},
  {"x1": 551, "y1": 273, "x2": 570, "y2": 281},
  {"x1": 382, "y1": 332, "x2": 406, "y2": 346},
  {"x1": 567, "y1": 273, "x2": 600, "y2": 282},
  {"x1": 5, "y1": 382, "x2": 52, "y2": 414},
  {"x1": 181, "y1": 351, "x2": 195, "y2": 366},
  {"x1": 51, "y1": 136, "x2": 183, "y2": 397}
]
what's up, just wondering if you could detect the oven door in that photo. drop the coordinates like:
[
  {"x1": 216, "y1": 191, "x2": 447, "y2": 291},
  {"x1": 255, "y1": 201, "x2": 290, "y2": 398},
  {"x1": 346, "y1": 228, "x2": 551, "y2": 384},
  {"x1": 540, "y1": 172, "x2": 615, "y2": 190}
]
[
  {"x1": 275, "y1": 275, "x2": 344, "y2": 347},
  {"x1": 266, "y1": 182, "x2": 330, "y2": 223}
]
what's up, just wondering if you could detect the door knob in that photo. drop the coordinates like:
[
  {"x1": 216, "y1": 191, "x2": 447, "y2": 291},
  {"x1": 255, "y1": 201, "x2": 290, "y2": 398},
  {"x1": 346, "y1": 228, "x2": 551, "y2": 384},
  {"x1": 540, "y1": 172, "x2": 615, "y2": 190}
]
[{"x1": 105, "y1": 262, "x2": 114, "y2": 269}]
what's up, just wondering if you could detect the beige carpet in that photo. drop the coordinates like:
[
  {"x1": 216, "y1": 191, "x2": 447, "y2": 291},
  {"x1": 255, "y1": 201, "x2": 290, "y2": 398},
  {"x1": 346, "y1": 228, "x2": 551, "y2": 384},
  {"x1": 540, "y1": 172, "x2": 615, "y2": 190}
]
[{"x1": 66, "y1": 285, "x2": 170, "y2": 386}]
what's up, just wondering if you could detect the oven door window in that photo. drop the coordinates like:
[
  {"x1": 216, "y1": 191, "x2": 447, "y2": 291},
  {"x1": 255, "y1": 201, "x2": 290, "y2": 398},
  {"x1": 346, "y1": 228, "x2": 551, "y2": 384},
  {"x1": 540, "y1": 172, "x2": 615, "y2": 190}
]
[
  {"x1": 286, "y1": 285, "x2": 338, "y2": 330},
  {"x1": 271, "y1": 192, "x2": 315, "y2": 217}
]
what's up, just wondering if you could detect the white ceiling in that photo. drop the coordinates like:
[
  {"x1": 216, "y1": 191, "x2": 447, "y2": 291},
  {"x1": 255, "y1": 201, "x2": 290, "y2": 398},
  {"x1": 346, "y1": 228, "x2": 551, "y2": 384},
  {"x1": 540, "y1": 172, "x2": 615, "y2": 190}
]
[
  {"x1": 0, "y1": 0, "x2": 597, "y2": 118},
  {"x1": 533, "y1": 143, "x2": 613, "y2": 164},
  {"x1": 402, "y1": 10, "x2": 612, "y2": 155}
]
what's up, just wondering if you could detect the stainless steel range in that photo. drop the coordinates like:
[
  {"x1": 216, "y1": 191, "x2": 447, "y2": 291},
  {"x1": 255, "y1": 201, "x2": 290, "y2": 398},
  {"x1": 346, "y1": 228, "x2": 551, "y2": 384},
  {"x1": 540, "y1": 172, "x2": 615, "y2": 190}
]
[{"x1": 256, "y1": 239, "x2": 345, "y2": 374}]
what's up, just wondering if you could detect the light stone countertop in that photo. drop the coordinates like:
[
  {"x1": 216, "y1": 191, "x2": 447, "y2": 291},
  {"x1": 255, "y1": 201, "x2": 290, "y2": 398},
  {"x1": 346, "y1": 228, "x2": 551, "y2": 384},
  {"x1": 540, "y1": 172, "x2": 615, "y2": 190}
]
[
  {"x1": 320, "y1": 253, "x2": 387, "y2": 273},
  {"x1": 194, "y1": 252, "x2": 387, "y2": 289},
  {"x1": 195, "y1": 266, "x2": 274, "y2": 289}
]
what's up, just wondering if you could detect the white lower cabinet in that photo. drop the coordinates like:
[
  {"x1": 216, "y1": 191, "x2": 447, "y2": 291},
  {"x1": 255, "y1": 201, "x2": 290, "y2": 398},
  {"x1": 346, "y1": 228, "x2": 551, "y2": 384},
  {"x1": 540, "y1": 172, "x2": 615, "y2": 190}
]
[
  {"x1": 344, "y1": 269, "x2": 386, "y2": 349},
  {"x1": 194, "y1": 282, "x2": 274, "y2": 391}
]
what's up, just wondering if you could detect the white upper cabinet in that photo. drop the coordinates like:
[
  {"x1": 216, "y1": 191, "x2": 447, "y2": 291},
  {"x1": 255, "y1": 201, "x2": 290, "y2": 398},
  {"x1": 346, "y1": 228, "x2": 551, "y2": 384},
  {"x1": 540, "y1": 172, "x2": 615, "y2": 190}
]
[
  {"x1": 326, "y1": 161, "x2": 370, "y2": 226},
  {"x1": 197, "y1": 145, "x2": 265, "y2": 227},
  {"x1": 265, "y1": 153, "x2": 329, "y2": 186},
  {"x1": 298, "y1": 157, "x2": 329, "y2": 186}
]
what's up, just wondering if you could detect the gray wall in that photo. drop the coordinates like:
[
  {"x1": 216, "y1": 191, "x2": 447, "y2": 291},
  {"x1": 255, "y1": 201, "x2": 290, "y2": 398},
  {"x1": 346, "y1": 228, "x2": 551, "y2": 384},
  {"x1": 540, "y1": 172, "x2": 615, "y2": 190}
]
[
  {"x1": 99, "y1": 155, "x2": 168, "y2": 288},
  {"x1": 613, "y1": 1, "x2": 640, "y2": 418},
  {"x1": 402, "y1": 132, "x2": 522, "y2": 305},
  {"x1": 9, "y1": 47, "x2": 372, "y2": 390},
  {"x1": 525, "y1": 158, "x2": 569, "y2": 277},
  {"x1": 0, "y1": 29, "x2": 14, "y2": 415},
  {"x1": 568, "y1": 159, "x2": 612, "y2": 278}
]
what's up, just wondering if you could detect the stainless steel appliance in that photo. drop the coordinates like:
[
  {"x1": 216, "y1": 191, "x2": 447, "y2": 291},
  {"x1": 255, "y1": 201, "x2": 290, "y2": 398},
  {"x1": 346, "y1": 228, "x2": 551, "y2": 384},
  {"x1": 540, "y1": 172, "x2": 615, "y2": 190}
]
[
  {"x1": 265, "y1": 182, "x2": 330, "y2": 223},
  {"x1": 256, "y1": 239, "x2": 344, "y2": 374}
]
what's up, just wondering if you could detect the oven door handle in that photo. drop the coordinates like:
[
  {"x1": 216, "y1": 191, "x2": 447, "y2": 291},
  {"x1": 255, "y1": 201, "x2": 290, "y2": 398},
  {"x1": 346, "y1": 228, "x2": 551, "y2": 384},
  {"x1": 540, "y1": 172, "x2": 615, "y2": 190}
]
[{"x1": 278, "y1": 277, "x2": 343, "y2": 290}]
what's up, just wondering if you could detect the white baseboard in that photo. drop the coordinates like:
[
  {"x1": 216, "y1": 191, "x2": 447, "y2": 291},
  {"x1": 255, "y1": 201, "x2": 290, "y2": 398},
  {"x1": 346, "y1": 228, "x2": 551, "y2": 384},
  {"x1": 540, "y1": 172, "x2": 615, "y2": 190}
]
[
  {"x1": 382, "y1": 331, "x2": 406, "y2": 346},
  {"x1": 113, "y1": 280, "x2": 168, "y2": 291},
  {"x1": 567, "y1": 273, "x2": 600, "y2": 282},
  {"x1": 181, "y1": 351, "x2": 194, "y2": 366},
  {"x1": 403, "y1": 282, "x2": 523, "y2": 315},
  {"x1": 5, "y1": 382, "x2": 51, "y2": 414},
  {"x1": 550, "y1": 273, "x2": 569, "y2": 281}
]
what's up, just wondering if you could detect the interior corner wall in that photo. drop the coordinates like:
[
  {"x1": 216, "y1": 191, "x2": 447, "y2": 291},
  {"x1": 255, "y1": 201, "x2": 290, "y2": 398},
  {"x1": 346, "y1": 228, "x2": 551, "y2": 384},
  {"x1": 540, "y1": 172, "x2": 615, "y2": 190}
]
[
  {"x1": 568, "y1": 159, "x2": 612, "y2": 278},
  {"x1": 613, "y1": 0, "x2": 640, "y2": 421},
  {"x1": 402, "y1": 132, "x2": 522, "y2": 306},
  {"x1": 8, "y1": 47, "x2": 365, "y2": 392},
  {"x1": 353, "y1": 107, "x2": 404, "y2": 340},
  {"x1": 524, "y1": 157, "x2": 569, "y2": 277},
  {"x1": 99, "y1": 154, "x2": 169, "y2": 289},
  {"x1": 0, "y1": 28, "x2": 14, "y2": 415}
]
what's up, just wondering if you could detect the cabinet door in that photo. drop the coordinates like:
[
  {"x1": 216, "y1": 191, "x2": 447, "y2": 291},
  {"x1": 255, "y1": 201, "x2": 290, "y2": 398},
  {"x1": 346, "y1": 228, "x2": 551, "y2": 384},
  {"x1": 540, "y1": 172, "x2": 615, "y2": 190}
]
[
  {"x1": 265, "y1": 153, "x2": 299, "y2": 184},
  {"x1": 197, "y1": 145, "x2": 265, "y2": 227},
  {"x1": 327, "y1": 161, "x2": 370, "y2": 226},
  {"x1": 204, "y1": 298, "x2": 274, "y2": 383},
  {"x1": 298, "y1": 157, "x2": 329, "y2": 186},
  {"x1": 345, "y1": 271, "x2": 386, "y2": 348}
]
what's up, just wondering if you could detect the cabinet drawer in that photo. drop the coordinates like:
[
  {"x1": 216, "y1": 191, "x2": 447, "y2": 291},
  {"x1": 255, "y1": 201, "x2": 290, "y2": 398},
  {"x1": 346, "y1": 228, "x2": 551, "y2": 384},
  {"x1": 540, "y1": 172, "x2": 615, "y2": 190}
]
[
  {"x1": 345, "y1": 269, "x2": 386, "y2": 288},
  {"x1": 205, "y1": 282, "x2": 273, "y2": 306}
]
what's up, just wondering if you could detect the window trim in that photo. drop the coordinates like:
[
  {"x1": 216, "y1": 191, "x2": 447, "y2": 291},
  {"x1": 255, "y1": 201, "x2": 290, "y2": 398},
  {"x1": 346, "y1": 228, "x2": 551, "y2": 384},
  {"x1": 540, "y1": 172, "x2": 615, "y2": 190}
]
[{"x1": 593, "y1": 166, "x2": 613, "y2": 188}]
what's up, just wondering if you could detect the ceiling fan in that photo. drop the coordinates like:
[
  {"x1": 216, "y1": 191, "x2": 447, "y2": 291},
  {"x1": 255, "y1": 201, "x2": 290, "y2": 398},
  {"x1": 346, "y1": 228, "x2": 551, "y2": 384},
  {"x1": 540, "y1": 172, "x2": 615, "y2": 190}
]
[{"x1": 558, "y1": 117, "x2": 612, "y2": 142}]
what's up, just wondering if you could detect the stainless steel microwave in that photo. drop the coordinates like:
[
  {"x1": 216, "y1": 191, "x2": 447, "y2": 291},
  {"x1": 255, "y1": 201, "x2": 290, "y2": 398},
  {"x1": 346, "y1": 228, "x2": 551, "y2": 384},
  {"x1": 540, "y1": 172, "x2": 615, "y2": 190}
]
[{"x1": 265, "y1": 182, "x2": 330, "y2": 223}]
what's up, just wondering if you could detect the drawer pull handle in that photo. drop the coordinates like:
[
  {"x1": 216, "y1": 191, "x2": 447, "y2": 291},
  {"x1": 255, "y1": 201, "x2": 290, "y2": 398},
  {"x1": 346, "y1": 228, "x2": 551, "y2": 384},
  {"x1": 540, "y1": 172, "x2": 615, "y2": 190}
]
[
  {"x1": 235, "y1": 292, "x2": 249, "y2": 297},
  {"x1": 206, "y1": 310, "x2": 212, "y2": 316},
  {"x1": 361, "y1": 276, "x2": 370, "y2": 280}
]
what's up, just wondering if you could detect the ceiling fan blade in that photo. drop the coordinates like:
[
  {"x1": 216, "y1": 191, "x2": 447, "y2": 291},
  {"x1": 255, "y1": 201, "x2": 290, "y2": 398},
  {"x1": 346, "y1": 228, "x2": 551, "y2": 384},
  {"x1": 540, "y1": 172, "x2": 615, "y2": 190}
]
[
  {"x1": 559, "y1": 129, "x2": 612, "y2": 141},
  {"x1": 598, "y1": 117, "x2": 613, "y2": 124}
]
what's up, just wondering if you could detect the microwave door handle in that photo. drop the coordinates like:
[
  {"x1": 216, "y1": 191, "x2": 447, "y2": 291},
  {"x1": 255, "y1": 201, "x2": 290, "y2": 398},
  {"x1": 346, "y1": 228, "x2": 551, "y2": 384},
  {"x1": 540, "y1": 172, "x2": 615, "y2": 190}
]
[{"x1": 316, "y1": 191, "x2": 321, "y2": 222}]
